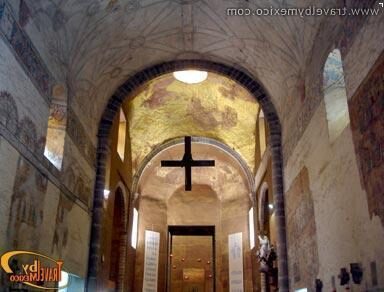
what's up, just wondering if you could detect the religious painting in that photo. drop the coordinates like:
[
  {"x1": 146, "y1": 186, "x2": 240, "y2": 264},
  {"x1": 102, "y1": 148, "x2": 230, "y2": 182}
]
[
  {"x1": 51, "y1": 192, "x2": 74, "y2": 257},
  {"x1": 127, "y1": 72, "x2": 259, "y2": 173},
  {"x1": 349, "y1": 52, "x2": 384, "y2": 225},
  {"x1": 7, "y1": 157, "x2": 48, "y2": 250},
  {"x1": 286, "y1": 167, "x2": 319, "y2": 289}
]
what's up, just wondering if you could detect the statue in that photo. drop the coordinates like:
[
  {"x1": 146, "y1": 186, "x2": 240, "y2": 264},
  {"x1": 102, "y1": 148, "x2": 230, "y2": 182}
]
[
  {"x1": 256, "y1": 234, "x2": 278, "y2": 289},
  {"x1": 258, "y1": 235, "x2": 270, "y2": 260},
  {"x1": 257, "y1": 234, "x2": 271, "y2": 272}
]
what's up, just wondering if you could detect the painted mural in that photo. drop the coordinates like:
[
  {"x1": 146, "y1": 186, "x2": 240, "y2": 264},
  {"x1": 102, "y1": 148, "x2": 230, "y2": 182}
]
[
  {"x1": 286, "y1": 167, "x2": 319, "y2": 290},
  {"x1": 7, "y1": 157, "x2": 48, "y2": 250},
  {"x1": 0, "y1": 0, "x2": 54, "y2": 101},
  {"x1": 52, "y1": 192, "x2": 74, "y2": 257},
  {"x1": 0, "y1": 91, "x2": 18, "y2": 134},
  {"x1": 127, "y1": 72, "x2": 259, "y2": 173},
  {"x1": 349, "y1": 52, "x2": 384, "y2": 225}
]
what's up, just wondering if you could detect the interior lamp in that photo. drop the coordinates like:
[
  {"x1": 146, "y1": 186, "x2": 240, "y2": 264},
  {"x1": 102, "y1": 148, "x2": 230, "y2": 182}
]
[
  {"x1": 173, "y1": 70, "x2": 208, "y2": 84},
  {"x1": 103, "y1": 189, "x2": 110, "y2": 200}
]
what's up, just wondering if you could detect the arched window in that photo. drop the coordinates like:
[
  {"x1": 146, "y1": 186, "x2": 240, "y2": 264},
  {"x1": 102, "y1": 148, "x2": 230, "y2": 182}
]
[
  {"x1": 44, "y1": 84, "x2": 67, "y2": 169},
  {"x1": 249, "y1": 207, "x2": 255, "y2": 249},
  {"x1": 117, "y1": 109, "x2": 127, "y2": 161},
  {"x1": 131, "y1": 207, "x2": 139, "y2": 249},
  {"x1": 258, "y1": 109, "x2": 267, "y2": 157},
  {"x1": 323, "y1": 48, "x2": 350, "y2": 142}
]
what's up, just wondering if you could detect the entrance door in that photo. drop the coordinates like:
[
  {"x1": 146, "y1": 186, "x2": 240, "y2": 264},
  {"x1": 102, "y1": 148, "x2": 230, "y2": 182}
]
[{"x1": 167, "y1": 226, "x2": 215, "y2": 292}]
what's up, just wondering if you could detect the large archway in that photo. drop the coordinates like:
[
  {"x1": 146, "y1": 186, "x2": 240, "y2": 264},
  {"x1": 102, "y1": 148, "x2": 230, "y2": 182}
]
[
  {"x1": 87, "y1": 60, "x2": 288, "y2": 291},
  {"x1": 133, "y1": 137, "x2": 254, "y2": 290}
]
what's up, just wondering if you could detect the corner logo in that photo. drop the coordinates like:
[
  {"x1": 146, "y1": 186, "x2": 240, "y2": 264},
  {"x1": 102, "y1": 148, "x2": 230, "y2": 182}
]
[{"x1": 1, "y1": 250, "x2": 66, "y2": 290}]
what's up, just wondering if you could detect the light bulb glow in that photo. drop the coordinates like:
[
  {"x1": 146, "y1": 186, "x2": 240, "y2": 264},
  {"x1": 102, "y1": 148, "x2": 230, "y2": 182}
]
[
  {"x1": 173, "y1": 70, "x2": 208, "y2": 84},
  {"x1": 103, "y1": 189, "x2": 110, "y2": 200}
]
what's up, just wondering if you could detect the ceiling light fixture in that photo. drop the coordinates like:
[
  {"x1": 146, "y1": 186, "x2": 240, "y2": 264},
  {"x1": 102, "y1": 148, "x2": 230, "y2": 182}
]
[
  {"x1": 103, "y1": 189, "x2": 110, "y2": 200},
  {"x1": 173, "y1": 70, "x2": 208, "y2": 84}
]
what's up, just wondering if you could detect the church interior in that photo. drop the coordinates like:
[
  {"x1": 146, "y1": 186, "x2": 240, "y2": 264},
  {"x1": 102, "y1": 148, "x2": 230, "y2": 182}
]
[{"x1": 0, "y1": 0, "x2": 383, "y2": 291}]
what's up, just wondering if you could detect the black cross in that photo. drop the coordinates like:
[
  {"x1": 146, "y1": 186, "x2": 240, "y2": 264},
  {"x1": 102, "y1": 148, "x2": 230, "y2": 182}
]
[{"x1": 161, "y1": 136, "x2": 215, "y2": 191}]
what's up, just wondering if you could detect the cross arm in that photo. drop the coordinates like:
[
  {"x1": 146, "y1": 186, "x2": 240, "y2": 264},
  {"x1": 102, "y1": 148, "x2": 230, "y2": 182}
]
[
  {"x1": 191, "y1": 160, "x2": 215, "y2": 167},
  {"x1": 161, "y1": 160, "x2": 183, "y2": 167}
]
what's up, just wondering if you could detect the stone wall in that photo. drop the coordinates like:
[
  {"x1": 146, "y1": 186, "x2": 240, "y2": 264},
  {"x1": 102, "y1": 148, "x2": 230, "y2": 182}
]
[{"x1": 283, "y1": 7, "x2": 384, "y2": 291}]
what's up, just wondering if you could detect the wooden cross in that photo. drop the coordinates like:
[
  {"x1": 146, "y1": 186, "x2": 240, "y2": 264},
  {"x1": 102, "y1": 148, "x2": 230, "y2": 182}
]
[{"x1": 161, "y1": 136, "x2": 215, "y2": 191}]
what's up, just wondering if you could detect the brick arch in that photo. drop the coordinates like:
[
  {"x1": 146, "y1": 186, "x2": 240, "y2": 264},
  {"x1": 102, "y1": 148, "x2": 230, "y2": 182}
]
[
  {"x1": 87, "y1": 59, "x2": 288, "y2": 291},
  {"x1": 111, "y1": 183, "x2": 129, "y2": 292}
]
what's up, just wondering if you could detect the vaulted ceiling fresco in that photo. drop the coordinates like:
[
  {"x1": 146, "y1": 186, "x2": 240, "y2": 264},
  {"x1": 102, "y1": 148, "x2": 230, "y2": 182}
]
[{"x1": 125, "y1": 72, "x2": 259, "y2": 173}]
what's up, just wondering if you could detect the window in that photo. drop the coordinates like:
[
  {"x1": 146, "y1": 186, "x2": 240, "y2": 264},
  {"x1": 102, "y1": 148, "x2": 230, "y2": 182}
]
[
  {"x1": 44, "y1": 84, "x2": 67, "y2": 169},
  {"x1": 249, "y1": 207, "x2": 255, "y2": 249},
  {"x1": 258, "y1": 109, "x2": 267, "y2": 157},
  {"x1": 131, "y1": 208, "x2": 139, "y2": 249},
  {"x1": 323, "y1": 48, "x2": 350, "y2": 142},
  {"x1": 117, "y1": 109, "x2": 127, "y2": 161}
]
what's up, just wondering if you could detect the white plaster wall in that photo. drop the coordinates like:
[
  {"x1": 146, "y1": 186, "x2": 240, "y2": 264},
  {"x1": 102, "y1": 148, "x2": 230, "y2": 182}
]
[
  {"x1": 39, "y1": 181, "x2": 60, "y2": 255},
  {"x1": 285, "y1": 102, "x2": 384, "y2": 291},
  {"x1": 61, "y1": 203, "x2": 91, "y2": 278}
]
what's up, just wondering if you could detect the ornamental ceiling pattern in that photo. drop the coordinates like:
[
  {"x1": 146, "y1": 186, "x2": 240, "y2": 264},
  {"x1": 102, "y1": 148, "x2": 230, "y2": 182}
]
[{"x1": 19, "y1": 0, "x2": 340, "y2": 140}]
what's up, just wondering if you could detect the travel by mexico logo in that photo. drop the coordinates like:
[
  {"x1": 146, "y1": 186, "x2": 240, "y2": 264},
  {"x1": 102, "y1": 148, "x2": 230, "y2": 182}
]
[{"x1": 1, "y1": 250, "x2": 67, "y2": 290}]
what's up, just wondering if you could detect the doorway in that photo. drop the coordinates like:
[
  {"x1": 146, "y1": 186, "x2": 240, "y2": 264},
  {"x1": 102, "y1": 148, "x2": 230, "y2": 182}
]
[{"x1": 167, "y1": 226, "x2": 215, "y2": 292}]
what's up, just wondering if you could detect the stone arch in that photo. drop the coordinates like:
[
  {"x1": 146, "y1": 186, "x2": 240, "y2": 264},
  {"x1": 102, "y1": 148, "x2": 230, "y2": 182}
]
[
  {"x1": 87, "y1": 60, "x2": 288, "y2": 291},
  {"x1": 131, "y1": 136, "x2": 255, "y2": 202}
]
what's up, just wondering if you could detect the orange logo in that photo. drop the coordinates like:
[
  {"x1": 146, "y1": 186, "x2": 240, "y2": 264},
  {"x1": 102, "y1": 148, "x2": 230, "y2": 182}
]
[{"x1": 1, "y1": 250, "x2": 67, "y2": 290}]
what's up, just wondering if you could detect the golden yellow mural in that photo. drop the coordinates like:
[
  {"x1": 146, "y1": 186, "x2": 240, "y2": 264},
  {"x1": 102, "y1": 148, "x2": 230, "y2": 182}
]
[{"x1": 125, "y1": 72, "x2": 259, "y2": 173}]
